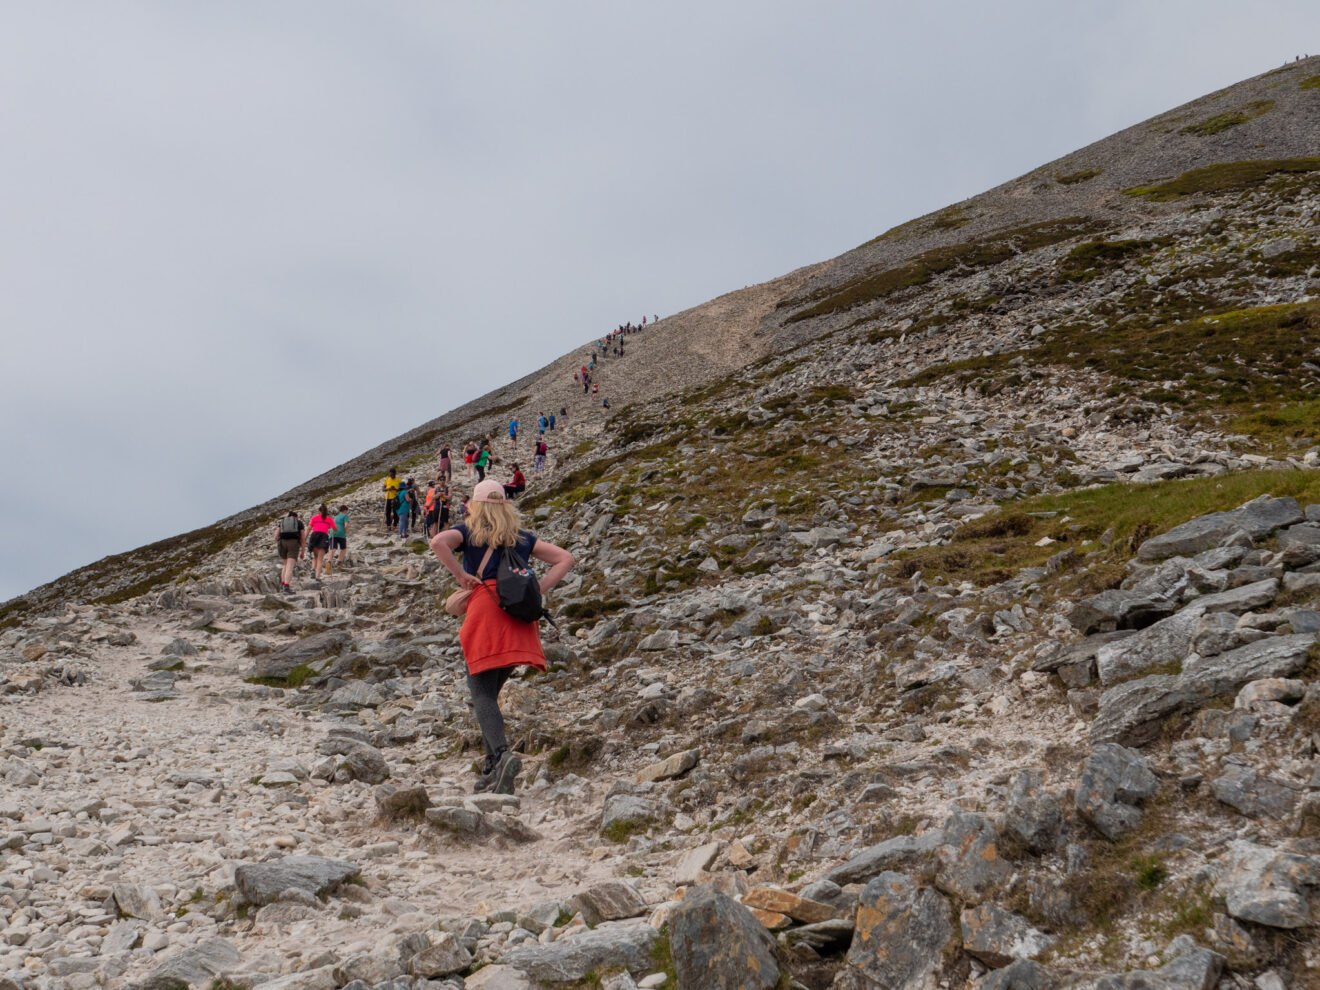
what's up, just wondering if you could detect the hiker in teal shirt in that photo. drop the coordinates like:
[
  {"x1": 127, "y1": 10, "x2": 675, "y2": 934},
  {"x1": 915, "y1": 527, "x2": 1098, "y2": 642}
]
[{"x1": 331, "y1": 507, "x2": 350, "y2": 566}]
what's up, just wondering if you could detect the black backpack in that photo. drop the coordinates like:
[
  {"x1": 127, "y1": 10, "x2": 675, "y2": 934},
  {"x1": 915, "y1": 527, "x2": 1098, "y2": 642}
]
[{"x1": 495, "y1": 545, "x2": 552, "y2": 624}]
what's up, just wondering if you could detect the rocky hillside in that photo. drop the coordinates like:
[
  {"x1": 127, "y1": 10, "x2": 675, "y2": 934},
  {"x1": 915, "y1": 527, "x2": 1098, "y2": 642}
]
[{"x1": 4, "y1": 59, "x2": 1320, "y2": 990}]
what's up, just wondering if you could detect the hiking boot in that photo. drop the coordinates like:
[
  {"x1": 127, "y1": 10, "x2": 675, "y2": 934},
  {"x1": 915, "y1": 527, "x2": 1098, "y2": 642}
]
[
  {"x1": 472, "y1": 755, "x2": 498, "y2": 794},
  {"x1": 491, "y1": 749, "x2": 522, "y2": 795},
  {"x1": 281, "y1": 584, "x2": 293, "y2": 595}
]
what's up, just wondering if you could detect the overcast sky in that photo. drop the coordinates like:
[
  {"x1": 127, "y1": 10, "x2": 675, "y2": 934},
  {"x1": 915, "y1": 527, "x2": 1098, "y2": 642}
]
[{"x1": 3, "y1": 2, "x2": 1318, "y2": 603}]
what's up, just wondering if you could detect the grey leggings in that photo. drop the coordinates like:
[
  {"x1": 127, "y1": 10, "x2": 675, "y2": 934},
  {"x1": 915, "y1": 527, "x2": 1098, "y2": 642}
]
[{"x1": 467, "y1": 667, "x2": 515, "y2": 761}]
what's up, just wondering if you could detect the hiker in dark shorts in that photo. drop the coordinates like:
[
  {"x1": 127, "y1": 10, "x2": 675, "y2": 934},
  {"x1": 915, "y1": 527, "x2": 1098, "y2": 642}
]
[
  {"x1": 274, "y1": 511, "x2": 305, "y2": 594},
  {"x1": 331, "y1": 506, "x2": 350, "y2": 567}
]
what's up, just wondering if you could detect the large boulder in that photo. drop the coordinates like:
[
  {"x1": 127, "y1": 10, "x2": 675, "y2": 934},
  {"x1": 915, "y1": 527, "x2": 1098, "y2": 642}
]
[
  {"x1": 234, "y1": 855, "x2": 360, "y2": 906},
  {"x1": 1068, "y1": 589, "x2": 1176, "y2": 635},
  {"x1": 245, "y1": 628, "x2": 351, "y2": 682},
  {"x1": 1210, "y1": 764, "x2": 1299, "y2": 819},
  {"x1": 1095, "y1": 579, "x2": 1279, "y2": 685},
  {"x1": 960, "y1": 903, "x2": 1055, "y2": 968},
  {"x1": 1003, "y1": 769, "x2": 1064, "y2": 854},
  {"x1": 499, "y1": 923, "x2": 658, "y2": 983},
  {"x1": 1138, "y1": 496, "x2": 1303, "y2": 561},
  {"x1": 935, "y1": 812, "x2": 1012, "y2": 904},
  {"x1": 836, "y1": 872, "x2": 956, "y2": 990},
  {"x1": 1091, "y1": 947, "x2": 1225, "y2": 990},
  {"x1": 1092, "y1": 634, "x2": 1316, "y2": 746},
  {"x1": 668, "y1": 885, "x2": 780, "y2": 990},
  {"x1": 825, "y1": 830, "x2": 944, "y2": 886},
  {"x1": 133, "y1": 938, "x2": 242, "y2": 990},
  {"x1": 1075, "y1": 744, "x2": 1158, "y2": 840},
  {"x1": 1213, "y1": 840, "x2": 1320, "y2": 928},
  {"x1": 568, "y1": 880, "x2": 648, "y2": 927}
]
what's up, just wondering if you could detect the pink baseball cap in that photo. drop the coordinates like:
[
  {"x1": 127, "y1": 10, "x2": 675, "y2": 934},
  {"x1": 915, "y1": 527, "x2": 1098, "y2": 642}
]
[{"x1": 470, "y1": 480, "x2": 507, "y2": 503}]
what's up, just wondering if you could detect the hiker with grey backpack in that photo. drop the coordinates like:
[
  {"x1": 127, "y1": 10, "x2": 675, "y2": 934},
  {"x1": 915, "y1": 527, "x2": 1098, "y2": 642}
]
[{"x1": 430, "y1": 479, "x2": 575, "y2": 794}]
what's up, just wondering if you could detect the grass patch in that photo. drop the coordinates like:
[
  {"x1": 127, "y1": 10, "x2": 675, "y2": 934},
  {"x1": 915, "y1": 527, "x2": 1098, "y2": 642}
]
[
  {"x1": 780, "y1": 217, "x2": 1102, "y2": 322},
  {"x1": 1125, "y1": 157, "x2": 1320, "y2": 200},
  {"x1": 1057, "y1": 167, "x2": 1102, "y2": 185},
  {"x1": 1301, "y1": 74, "x2": 1320, "y2": 90},
  {"x1": 894, "y1": 469, "x2": 1320, "y2": 587},
  {"x1": 601, "y1": 818, "x2": 654, "y2": 844},
  {"x1": 243, "y1": 663, "x2": 314, "y2": 689},
  {"x1": 1058, "y1": 238, "x2": 1165, "y2": 280},
  {"x1": 1180, "y1": 99, "x2": 1275, "y2": 136}
]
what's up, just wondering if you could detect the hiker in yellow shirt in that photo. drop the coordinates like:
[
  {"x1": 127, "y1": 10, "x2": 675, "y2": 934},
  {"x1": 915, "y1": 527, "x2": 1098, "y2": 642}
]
[{"x1": 383, "y1": 467, "x2": 402, "y2": 531}]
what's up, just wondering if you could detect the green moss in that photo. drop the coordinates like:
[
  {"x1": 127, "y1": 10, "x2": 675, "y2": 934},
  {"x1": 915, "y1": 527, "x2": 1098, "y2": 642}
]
[
  {"x1": 1057, "y1": 167, "x2": 1103, "y2": 185},
  {"x1": 1059, "y1": 238, "x2": 1164, "y2": 280},
  {"x1": 1301, "y1": 74, "x2": 1320, "y2": 90},
  {"x1": 601, "y1": 817, "x2": 654, "y2": 843},
  {"x1": 648, "y1": 931, "x2": 679, "y2": 990},
  {"x1": 243, "y1": 663, "x2": 314, "y2": 689},
  {"x1": 1125, "y1": 157, "x2": 1320, "y2": 200},
  {"x1": 1180, "y1": 99, "x2": 1275, "y2": 136}
]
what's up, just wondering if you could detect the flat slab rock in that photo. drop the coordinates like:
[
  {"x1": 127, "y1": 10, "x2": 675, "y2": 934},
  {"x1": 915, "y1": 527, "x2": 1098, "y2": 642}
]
[
  {"x1": 1092, "y1": 633, "x2": 1316, "y2": 746},
  {"x1": 1137, "y1": 496, "x2": 1303, "y2": 561},
  {"x1": 234, "y1": 855, "x2": 361, "y2": 906},
  {"x1": 499, "y1": 923, "x2": 658, "y2": 983}
]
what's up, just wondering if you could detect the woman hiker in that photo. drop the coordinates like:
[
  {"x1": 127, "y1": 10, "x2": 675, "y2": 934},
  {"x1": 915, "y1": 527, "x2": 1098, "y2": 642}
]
[
  {"x1": 307, "y1": 503, "x2": 336, "y2": 582},
  {"x1": 430, "y1": 479, "x2": 575, "y2": 794}
]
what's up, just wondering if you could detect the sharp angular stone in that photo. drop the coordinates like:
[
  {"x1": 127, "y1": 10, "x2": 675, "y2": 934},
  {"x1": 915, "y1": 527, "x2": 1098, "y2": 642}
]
[
  {"x1": 600, "y1": 793, "x2": 657, "y2": 838},
  {"x1": 636, "y1": 748, "x2": 699, "y2": 783},
  {"x1": 669, "y1": 885, "x2": 779, "y2": 990},
  {"x1": 936, "y1": 812, "x2": 1011, "y2": 904},
  {"x1": 1068, "y1": 590, "x2": 1176, "y2": 635},
  {"x1": 1138, "y1": 497, "x2": 1302, "y2": 561},
  {"x1": 1211, "y1": 764, "x2": 1299, "y2": 819},
  {"x1": 113, "y1": 882, "x2": 163, "y2": 921},
  {"x1": 1213, "y1": 840, "x2": 1320, "y2": 928},
  {"x1": 1003, "y1": 768, "x2": 1064, "y2": 854},
  {"x1": 1091, "y1": 947, "x2": 1225, "y2": 990},
  {"x1": 234, "y1": 855, "x2": 360, "y2": 906},
  {"x1": 317, "y1": 737, "x2": 390, "y2": 784},
  {"x1": 960, "y1": 903, "x2": 1055, "y2": 968},
  {"x1": 568, "y1": 880, "x2": 648, "y2": 927},
  {"x1": 982, "y1": 958, "x2": 1052, "y2": 990},
  {"x1": 836, "y1": 871, "x2": 956, "y2": 990},
  {"x1": 741, "y1": 885, "x2": 836, "y2": 924},
  {"x1": 1075, "y1": 744, "x2": 1158, "y2": 840},
  {"x1": 674, "y1": 841, "x2": 721, "y2": 886},
  {"x1": 408, "y1": 933, "x2": 473, "y2": 978}
]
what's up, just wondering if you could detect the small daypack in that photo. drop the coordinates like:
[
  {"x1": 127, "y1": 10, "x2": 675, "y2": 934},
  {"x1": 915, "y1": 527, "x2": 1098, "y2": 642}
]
[
  {"x1": 496, "y1": 545, "x2": 550, "y2": 623},
  {"x1": 278, "y1": 515, "x2": 301, "y2": 538}
]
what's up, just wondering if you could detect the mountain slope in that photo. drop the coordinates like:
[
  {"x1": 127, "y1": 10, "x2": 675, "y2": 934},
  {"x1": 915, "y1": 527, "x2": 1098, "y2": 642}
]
[{"x1": 4, "y1": 59, "x2": 1320, "y2": 990}]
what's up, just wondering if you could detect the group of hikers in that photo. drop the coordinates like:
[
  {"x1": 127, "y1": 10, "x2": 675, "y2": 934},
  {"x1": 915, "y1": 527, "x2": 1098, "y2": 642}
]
[
  {"x1": 572, "y1": 318, "x2": 653, "y2": 411},
  {"x1": 269, "y1": 314, "x2": 660, "y2": 793}
]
